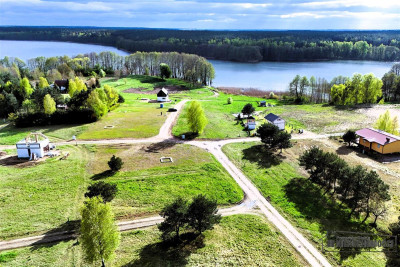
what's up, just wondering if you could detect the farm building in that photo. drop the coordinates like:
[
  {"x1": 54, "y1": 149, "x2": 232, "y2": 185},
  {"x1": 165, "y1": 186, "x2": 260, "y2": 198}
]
[
  {"x1": 356, "y1": 128, "x2": 400, "y2": 154},
  {"x1": 245, "y1": 116, "x2": 257, "y2": 130},
  {"x1": 53, "y1": 80, "x2": 69, "y2": 92},
  {"x1": 157, "y1": 88, "x2": 169, "y2": 102},
  {"x1": 16, "y1": 133, "x2": 52, "y2": 159},
  {"x1": 265, "y1": 113, "x2": 285, "y2": 130},
  {"x1": 259, "y1": 101, "x2": 266, "y2": 107}
]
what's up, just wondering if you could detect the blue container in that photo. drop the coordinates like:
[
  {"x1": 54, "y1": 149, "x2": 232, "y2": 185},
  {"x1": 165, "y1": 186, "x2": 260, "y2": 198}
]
[{"x1": 160, "y1": 103, "x2": 164, "y2": 108}]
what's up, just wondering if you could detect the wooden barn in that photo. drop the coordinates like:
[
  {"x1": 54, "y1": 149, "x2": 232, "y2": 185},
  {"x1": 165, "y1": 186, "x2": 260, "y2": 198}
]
[{"x1": 356, "y1": 128, "x2": 400, "y2": 154}]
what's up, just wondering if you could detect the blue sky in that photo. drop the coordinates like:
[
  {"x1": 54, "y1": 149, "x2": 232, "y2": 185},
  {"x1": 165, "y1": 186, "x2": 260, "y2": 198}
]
[{"x1": 0, "y1": 0, "x2": 399, "y2": 29}]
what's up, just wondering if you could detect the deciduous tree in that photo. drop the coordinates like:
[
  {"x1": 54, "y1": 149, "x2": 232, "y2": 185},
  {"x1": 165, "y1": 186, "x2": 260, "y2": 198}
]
[
  {"x1": 43, "y1": 94, "x2": 56, "y2": 115},
  {"x1": 186, "y1": 101, "x2": 207, "y2": 134},
  {"x1": 80, "y1": 197, "x2": 120, "y2": 267}
]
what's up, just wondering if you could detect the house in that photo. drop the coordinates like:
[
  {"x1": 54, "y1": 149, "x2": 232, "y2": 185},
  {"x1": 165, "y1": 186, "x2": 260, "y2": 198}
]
[
  {"x1": 16, "y1": 133, "x2": 52, "y2": 159},
  {"x1": 265, "y1": 113, "x2": 285, "y2": 130},
  {"x1": 259, "y1": 101, "x2": 266, "y2": 107},
  {"x1": 245, "y1": 116, "x2": 257, "y2": 130},
  {"x1": 356, "y1": 128, "x2": 400, "y2": 154},
  {"x1": 157, "y1": 88, "x2": 169, "y2": 102},
  {"x1": 53, "y1": 80, "x2": 69, "y2": 92}
]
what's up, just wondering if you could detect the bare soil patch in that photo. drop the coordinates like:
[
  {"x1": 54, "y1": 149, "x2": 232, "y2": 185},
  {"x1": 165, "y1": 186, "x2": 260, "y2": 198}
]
[{"x1": 0, "y1": 155, "x2": 44, "y2": 168}]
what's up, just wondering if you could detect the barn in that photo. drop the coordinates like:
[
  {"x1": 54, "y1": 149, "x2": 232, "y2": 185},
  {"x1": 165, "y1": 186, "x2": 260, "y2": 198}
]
[{"x1": 265, "y1": 113, "x2": 285, "y2": 130}]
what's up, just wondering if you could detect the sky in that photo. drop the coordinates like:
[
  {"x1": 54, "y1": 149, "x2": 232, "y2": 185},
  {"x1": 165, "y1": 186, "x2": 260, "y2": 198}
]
[{"x1": 0, "y1": 0, "x2": 399, "y2": 30}]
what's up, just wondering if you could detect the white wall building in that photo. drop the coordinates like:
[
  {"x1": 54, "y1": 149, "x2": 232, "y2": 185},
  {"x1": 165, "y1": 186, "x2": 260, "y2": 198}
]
[
  {"x1": 16, "y1": 133, "x2": 51, "y2": 159},
  {"x1": 157, "y1": 88, "x2": 169, "y2": 102},
  {"x1": 265, "y1": 113, "x2": 285, "y2": 130}
]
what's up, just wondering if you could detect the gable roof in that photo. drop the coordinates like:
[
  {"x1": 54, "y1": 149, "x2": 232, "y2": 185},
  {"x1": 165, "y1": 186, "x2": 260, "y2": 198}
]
[
  {"x1": 356, "y1": 128, "x2": 400, "y2": 146},
  {"x1": 265, "y1": 113, "x2": 281, "y2": 122},
  {"x1": 157, "y1": 88, "x2": 168, "y2": 97},
  {"x1": 54, "y1": 80, "x2": 68, "y2": 88}
]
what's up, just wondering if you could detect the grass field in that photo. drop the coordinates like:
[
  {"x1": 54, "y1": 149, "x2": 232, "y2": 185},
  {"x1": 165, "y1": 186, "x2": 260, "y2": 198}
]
[
  {"x1": 0, "y1": 214, "x2": 307, "y2": 267},
  {"x1": 0, "y1": 76, "x2": 214, "y2": 145},
  {"x1": 222, "y1": 141, "x2": 399, "y2": 267},
  {"x1": 89, "y1": 143, "x2": 243, "y2": 219},
  {"x1": 173, "y1": 93, "x2": 274, "y2": 139},
  {"x1": 0, "y1": 145, "x2": 91, "y2": 240}
]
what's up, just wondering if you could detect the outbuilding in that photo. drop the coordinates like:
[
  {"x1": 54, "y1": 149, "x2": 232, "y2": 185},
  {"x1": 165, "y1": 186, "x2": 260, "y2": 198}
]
[
  {"x1": 16, "y1": 133, "x2": 52, "y2": 159},
  {"x1": 157, "y1": 88, "x2": 169, "y2": 102},
  {"x1": 245, "y1": 116, "x2": 257, "y2": 130},
  {"x1": 356, "y1": 128, "x2": 400, "y2": 154},
  {"x1": 265, "y1": 113, "x2": 285, "y2": 130},
  {"x1": 53, "y1": 80, "x2": 69, "y2": 92}
]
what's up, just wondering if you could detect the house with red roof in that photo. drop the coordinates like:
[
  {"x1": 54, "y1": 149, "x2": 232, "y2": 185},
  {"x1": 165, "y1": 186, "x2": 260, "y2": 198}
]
[{"x1": 356, "y1": 128, "x2": 400, "y2": 154}]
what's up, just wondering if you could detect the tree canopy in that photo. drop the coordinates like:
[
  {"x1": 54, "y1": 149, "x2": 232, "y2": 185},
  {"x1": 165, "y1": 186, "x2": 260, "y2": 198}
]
[{"x1": 186, "y1": 101, "x2": 208, "y2": 134}]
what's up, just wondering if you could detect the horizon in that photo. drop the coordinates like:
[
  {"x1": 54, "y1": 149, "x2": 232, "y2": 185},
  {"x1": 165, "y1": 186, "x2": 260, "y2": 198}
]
[{"x1": 0, "y1": 0, "x2": 399, "y2": 30}]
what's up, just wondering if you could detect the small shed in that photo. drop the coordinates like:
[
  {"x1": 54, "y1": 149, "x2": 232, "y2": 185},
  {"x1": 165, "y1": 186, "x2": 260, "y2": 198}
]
[
  {"x1": 259, "y1": 101, "x2": 266, "y2": 107},
  {"x1": 245, "y1": 116, "x2": 257, "y2": 130},
  {"x1": 157, "y1": 88, "x2": 169, "y2": 102},
  {"x1": 265, "y1": 113, "x2": 285, "y2": 130},
  {"x1": 16, "y1": 133, "x2": 51, "y2": 159}
]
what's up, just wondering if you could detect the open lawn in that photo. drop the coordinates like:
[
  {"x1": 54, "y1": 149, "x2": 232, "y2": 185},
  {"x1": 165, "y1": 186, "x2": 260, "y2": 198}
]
[
  {"x1": 0, "y1": 145, "x2": 92, "y2": 240},
  {"x1": 173, "y1": 93, "x2": 273, "y2": 139},
  {"x1": 222, "y1": 141, "x2": 400, "y2": 267},
  {"x1": 0, "y1": 76, "x2": 214, "y2": 145},
  {"x1": 0, "y1": 215, "x2": 307, "y2": 267},
  {"x1": 89, "y1": 143, "x2": 243, "y2": 219}
]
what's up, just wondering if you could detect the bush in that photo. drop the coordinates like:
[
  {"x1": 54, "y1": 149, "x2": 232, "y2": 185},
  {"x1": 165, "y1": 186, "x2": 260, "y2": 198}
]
[
  {"x1": 85, "y1": 181, "x2": 118, "y2": 203},
  {"x1": 227, "y1": 97, "x2": 233, "y2": 104},
  {"x1": 14, "y1": 109, "x2": 97, "y2": 127},
  {"x1": 118, "y1": 94, "x2": 125, "y2": 103},
  {"x1": 269, "y1": 92, "x2": 279, "y2": 100},
  {"x1": 108, "y1": 155, "x2": 123, "y2": 172}
]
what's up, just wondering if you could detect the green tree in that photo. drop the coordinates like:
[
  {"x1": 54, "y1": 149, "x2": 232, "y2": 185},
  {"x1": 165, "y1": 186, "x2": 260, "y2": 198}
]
[
  {"x1": 43, "y1": 94, "x2": 56, "y2": 115},
  {"x1": 85, "y1": 182, "x2": 118, "y2": 203},
  {"x1": 38, "y1": 77, "x2": 49, "y2": 89},
  {"x1": 342, "y1": 130, "x2": 357, "y2": 146},
  {"x1": 375, "y1": 110, "x2": 399, "y2": 135},
  {"x1": 108, "y1": 155, "x2": 123, "y2": 172},
  {"x1": 68, "y1": 79, "x2": 77, "y2": 97},
  {"x1": 158, "y1": 197, "x2": 188, "y2": 240},
  {"x1": 187, "y1": 194, "x2": 221, "y2": 234},
  {"x1": 80, "y1": 197, "x2": 120, "y2": 267},
  {"x1": 241, "y1": 103, "x2": 255, "y2": 116},
  {"x1": 87, "y1": 90, "x2": 108, "y2": 119},
  {"x1": 103, "y1": 85, "x2": 119, "y2": 109},
  {"x1": 227, "y1": 97, "x2": 233, "y2": 104},
  {"x1": 273, "y1": 131, "x2": 293, "y2": 153},
  {"x1": 187, "y1": 101, "x2": 208, "y2": 134},
  {"x1": 256, "y1": 123, "x2": 280, "y2": 149},
  {"x1": 19, "y1": 77, "x2": 33, "y2": 99},
  {"x1": 99, "y1": 69, "x2": 106, "y2": 78},
  {"x1": 160, "y1": 63, "x2": 172, "y2": 80}
]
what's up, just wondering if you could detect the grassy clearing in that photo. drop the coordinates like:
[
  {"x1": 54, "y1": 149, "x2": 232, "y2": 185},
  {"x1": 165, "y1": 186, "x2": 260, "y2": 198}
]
[
  {"x1": 0, "y1": 214, "x2": 307, "y2": 267},
  {"x1": 88, "y1": 143, "x2": 243, "y2": 219},
  {"x1": 260, "y1": 104, "x2": 370, "y2": 133},
  {"x1": 173, "y1": 93, "x2": 275, "y2": 139},
  {"x1": 0, "y1": 145, "x2": 92, "y2": 240},
  {"x1": 222, "y1": 141, "x2": 399, "y2": 267}
]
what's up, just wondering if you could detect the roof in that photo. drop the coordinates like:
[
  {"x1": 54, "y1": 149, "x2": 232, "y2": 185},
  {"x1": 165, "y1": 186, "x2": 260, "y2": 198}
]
[
  {"x1": 54, "y1": 80, "x2": 68, "y2": 87},
  {"x1": 157, "y1": 88, "x2": 168, "y2": 97},
  {"x1": 356, "y1": 128, "x2": 400, "y2": 146},
  {"x1": 265, "y1": 113, "x2": 281, "y2": 122}
]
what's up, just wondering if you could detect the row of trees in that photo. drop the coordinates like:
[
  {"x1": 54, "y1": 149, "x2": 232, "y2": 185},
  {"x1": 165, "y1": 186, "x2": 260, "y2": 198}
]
[
  {"x1": 381, "y1": 63, "x2": 400, "y2": 102},
  {"x1": 287, "y1": 75, "x2": 333, "y2": 103},
  {"x1": 330, "y1": 73, "x2": 383, "y2": 105},
  {"x1": 1, "y1": 50, "x2": 215, "y2": 86},
  {"x1": 299, "y1": 147, "x2": 390, "y2": 224},
  {"x1": 2, "y1": 27, "x2": 399, "y2": 62}
]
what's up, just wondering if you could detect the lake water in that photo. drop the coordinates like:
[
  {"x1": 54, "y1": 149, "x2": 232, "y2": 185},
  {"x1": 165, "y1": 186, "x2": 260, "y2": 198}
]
[{"x1": 0, "y1": 40, "x2": 395, "y2": 91}]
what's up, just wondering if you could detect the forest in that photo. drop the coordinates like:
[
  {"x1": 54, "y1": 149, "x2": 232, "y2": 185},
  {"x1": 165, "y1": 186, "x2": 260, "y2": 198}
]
[{"x1": 1, "y1": 27, "x2": 400, "y2": 62}]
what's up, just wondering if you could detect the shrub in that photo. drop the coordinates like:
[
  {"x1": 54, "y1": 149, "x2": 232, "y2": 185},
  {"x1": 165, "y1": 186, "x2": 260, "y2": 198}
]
[
  {"x1": 118, "y1": 94, "x2": 125, "y2": 103},
  {"x1": 108, "y1": 155, "x2": 123, "y2": 172},
  {"x1": 85, "y1": 182, "x2": 118, "y2": 203},
  {"x1": 227, "y1": 97, "x2": 233, "y2": 104}
]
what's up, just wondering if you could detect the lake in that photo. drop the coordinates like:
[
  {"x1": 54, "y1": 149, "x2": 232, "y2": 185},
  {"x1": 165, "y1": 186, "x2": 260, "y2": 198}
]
[{"x1": 0, "y1": 40, "x2": 395, "y2": 91}]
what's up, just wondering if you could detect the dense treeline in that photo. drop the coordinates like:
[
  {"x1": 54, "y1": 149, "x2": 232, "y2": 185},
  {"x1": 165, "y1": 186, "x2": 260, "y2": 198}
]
[
  {"x1": 1, "y1": 51, "x2": 214, "y2": 86},
  {"x1": 300, "y1": 146, "x2": 390, "y2": 224},
  {"x1": 381, "y1": 64, "x2": 400, "y2": 102},
  {"x1": 1, "y1": 27, "x2": 400, "y2": 62}
]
